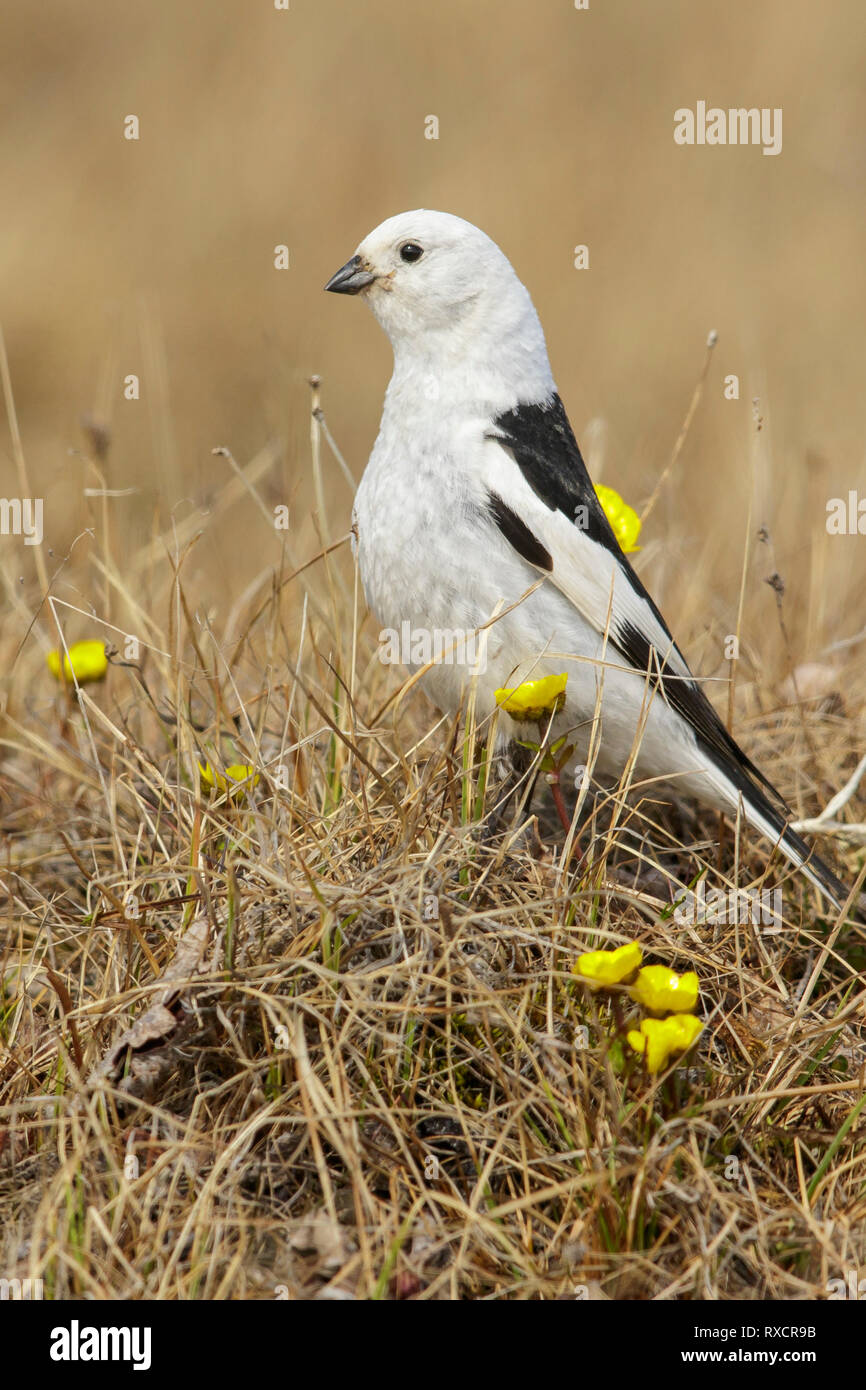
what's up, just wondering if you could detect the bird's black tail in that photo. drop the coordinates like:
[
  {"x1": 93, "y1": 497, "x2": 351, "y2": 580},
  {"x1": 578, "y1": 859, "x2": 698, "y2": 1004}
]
[{"x1": 707, "y1": 754, "x2": 862, "y2": 920}]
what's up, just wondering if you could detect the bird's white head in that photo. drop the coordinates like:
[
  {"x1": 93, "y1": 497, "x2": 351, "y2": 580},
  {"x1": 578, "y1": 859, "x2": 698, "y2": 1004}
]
[{"x1": 324, "y1": 209, "x2": 556, "y2": 409}]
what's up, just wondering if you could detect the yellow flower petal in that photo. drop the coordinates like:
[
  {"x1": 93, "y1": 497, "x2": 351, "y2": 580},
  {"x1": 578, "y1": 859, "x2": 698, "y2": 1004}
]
[
  {"x1": 225, "y1": 763, "x2": 258, "y2": 786},
  {"x1": 574, "y1": 941, "x2": 643, "y2": 986},
  {"x1": 627, "y1": 1014, "x2": 703, "y2": 1073},
  {"x1": 630, "y1": 965, "x2": 699, "y2": 1014},
  {"x1": 46, "y1": 639, "x2": 108, "y2": 685},
  {"x1": 595, "y1": 483, "x2": 642, "y2": 553},
  {"x1": 198, "y1": 762, "x2": 259, "y2": 796},
  {"x1": 494, "y1": 673, "x2": 568, "y2": 721}
]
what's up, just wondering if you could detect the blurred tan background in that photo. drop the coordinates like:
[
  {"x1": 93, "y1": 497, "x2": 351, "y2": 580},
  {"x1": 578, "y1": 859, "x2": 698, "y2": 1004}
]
[{"x1": 2, "y1": 0, "x2": 865, "y2": 682}]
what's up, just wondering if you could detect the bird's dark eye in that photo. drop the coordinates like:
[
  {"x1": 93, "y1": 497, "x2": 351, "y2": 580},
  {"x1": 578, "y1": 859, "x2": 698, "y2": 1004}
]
[{"x1": 400, "y1": 242, "x2": 424, "y2": 263}]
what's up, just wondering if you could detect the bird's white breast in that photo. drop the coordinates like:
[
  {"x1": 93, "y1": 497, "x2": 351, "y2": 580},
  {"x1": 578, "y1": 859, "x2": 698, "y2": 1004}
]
[{"x1": 353, "y1": 389, "x2": 718, "y2": 800}]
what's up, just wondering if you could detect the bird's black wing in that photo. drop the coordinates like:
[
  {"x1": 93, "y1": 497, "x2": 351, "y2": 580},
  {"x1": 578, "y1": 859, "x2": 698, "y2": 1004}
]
[{"x1": 484, "y1": 394, "x2": 782, "y2": 805}]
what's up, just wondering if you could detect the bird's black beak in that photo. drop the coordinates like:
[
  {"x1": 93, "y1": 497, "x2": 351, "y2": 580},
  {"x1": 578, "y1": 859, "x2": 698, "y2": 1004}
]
[{"x1": 324, "y1": 254, "x2": 377, "y2": 295}]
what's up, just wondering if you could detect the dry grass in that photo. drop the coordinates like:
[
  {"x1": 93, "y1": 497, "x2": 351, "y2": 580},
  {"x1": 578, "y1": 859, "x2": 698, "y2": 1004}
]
[
  {"x1": 2, "y1": 0, "x2": 866, "y2": 1307},
  {"x1": 2, "y1": 379, "x2": 865, "y2": 1302}
]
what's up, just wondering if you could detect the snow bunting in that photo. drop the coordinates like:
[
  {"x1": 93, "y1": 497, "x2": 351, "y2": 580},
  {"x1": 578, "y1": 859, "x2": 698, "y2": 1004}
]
[{"x1": 325, "y1": 209, "x2": 852, "y2": 911}]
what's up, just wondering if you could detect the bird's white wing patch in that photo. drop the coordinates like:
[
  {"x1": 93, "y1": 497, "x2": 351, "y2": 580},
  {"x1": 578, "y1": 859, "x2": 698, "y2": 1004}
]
[{"x1": 481, "y1": 435, "x2": 692, "y2": 680}]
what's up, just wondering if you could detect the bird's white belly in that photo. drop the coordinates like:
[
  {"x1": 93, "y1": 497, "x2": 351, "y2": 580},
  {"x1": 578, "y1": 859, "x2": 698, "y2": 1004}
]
[{"x1": 353, "y1": 437, "x2": 711, "y2": 795}]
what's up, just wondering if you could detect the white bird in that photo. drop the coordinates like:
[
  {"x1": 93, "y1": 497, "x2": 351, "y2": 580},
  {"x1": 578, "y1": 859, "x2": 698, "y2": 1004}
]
[{"x1": 325, "y1": 209, "x2": 852, "y2": 912}]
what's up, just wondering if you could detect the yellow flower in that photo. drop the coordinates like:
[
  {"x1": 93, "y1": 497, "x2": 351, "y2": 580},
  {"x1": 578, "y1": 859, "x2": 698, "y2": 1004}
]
[
  {"x1": 574, "y1": 941, "x2": 643, "y2": 986},
  {"x1": 595, "y1": 483, "x2": 641, "y2": 553},
  {"x1": 198, "y1": 762, "x2": 259, "y2": 797},
  {"x1": 630, "y1": 965, "x2": 699, "y2": 1014},
  {"x1": 46, "y1": 639, "x2": 108, "y2": 685},
  {"x1": 495, "y1": 673, "x2": 568, "y2": 721},
  {"x1": 627, "y1": 1014, "x2": 703, "y2": 1073}
]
